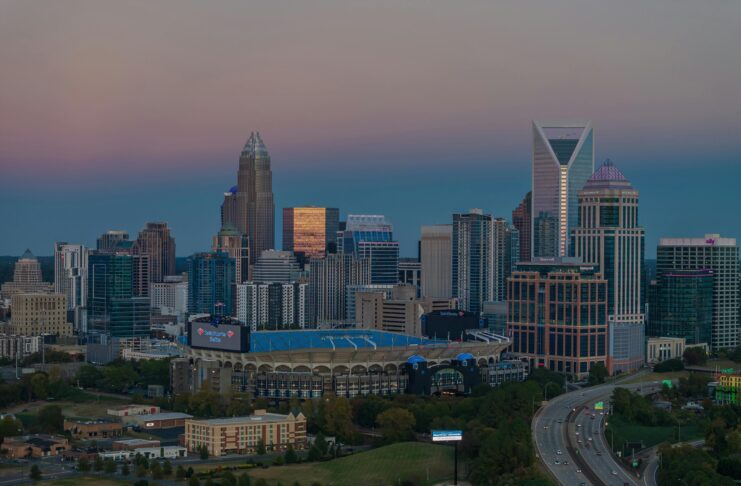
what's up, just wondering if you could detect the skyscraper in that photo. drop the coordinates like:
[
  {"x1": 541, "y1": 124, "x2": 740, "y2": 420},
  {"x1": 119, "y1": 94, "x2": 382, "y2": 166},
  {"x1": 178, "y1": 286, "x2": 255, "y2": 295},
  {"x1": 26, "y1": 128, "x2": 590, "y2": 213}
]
[
  {"x1": 134, "y1": 222, "x2": 176, "y2": 283},
  {"x1": 87, "y1": 252, "x2": 150, "y2": 337},
  {"x1": 283, "y1": 207, "x2": 339, "y2": 261},
  {"x1": 309, "y1": 253, "x2": 371, "y2": 326},
  {"x1": 647, "y1": 270, "x2": 713, "y2": 345},
  {"x1": 223, "y1": 132, "x2": 275, "y2": 263},
  {"x1": 252, "y1": 250, "x2": 301, "y2": 283},
  {"x1": 420, "y1": 225, "x2": 452, "y2": 299},
  {"x1": 54, "y1": 242, "x2": 88, "y2": 332},
  {"x1": 512, "y1": 191, "x2": 532, "y2": 262},
  {"x1": 212, "y1": 224, "x2": 250, "y2": 285},
  {"x1": 492, "y1": 218, "x2": 519, "y2": 302},
  {"x1": 97, "y1": 230, "x2": 129, "y2": 252},
  {"x1": 571, "y1": 161, "x2": 645, "y2": 373},
  {"x1": 236, "y1": 281, "x2": 308, "y2": 331},
  {"x1": 532, "y1": 120, "x2": 594, "y2": 258},
  {"x1": 0, "y1": 249, "x2": 54, "y2": 297},
  {"x1": 452, "y1": 209, "x2": 493, "y2": 314},
  {"x1": 657, "y1": 235, "x2": 739, "y2": 350},
  {"x1": 188, "y1": 252, "x2": 235, "y2": 317},
  {"x1": 338, "y1": 215, "x2": 399, "y2": 284}
]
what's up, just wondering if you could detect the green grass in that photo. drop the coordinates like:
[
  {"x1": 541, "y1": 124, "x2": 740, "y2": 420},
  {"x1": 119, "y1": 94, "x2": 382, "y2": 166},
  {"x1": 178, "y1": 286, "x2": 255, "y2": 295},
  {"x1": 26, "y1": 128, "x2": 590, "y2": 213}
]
[
  {"x1": 245, "y1": 442, "x2": 456, "y2": 486},
  {"x1": 36, "y1": 476, "x2": 129, "y2": 486},
  {"x1": 605, "y1": 414, "x2": 703, "y2": 453}
]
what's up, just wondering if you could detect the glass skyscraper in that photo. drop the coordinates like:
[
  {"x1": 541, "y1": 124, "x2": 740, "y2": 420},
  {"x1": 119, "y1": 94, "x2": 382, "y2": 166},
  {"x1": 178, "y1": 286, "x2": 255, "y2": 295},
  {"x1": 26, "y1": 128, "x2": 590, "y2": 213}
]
[
  {"x1": 452, "y1": 209, "x2": 493, "y2": 314},
  {"x1": 648, "y1": 270, "x2": 713, "y2": 345},
  {"x1": 188, "y1": 251, "x2": 235, "y2": 316},
  {"x1": 532, "y1": 121, "x2": 594, "y2": 258},
  {"x1": 338, "y1": 215, "x2": 399, "y2": 285},
  {"x1": 283, "y1": 207, "x2": 340, "y2": 261}
]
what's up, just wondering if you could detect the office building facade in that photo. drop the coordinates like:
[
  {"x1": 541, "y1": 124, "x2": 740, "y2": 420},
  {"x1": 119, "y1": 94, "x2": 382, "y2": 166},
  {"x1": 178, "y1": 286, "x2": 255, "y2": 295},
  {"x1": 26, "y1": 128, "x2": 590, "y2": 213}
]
[
  {"x1": 512, "y1": 191, "x2": 532, "y2": 262},
  {"x1": 452, "y1": 210, "x2": 493, "y2": 314},
  {"x1": 571, "y1": 161, "x2": 645, "y2": 373},
  {"x1": 309, "y1": 253, "x2": 371, "y2": 326},
  {"x1": 420, "y1": 224, "x2": 453, "y2": 299},
  {"x1": 657, "y1": 235, "x2": 739, "y2": 349},
  {"x1": 252, "y1": 250, "x2": 301, "y2": 283},
  {"x1": 212, "y1": 224, "x2": 250, "y2": 285},
  {"x1": 282, "y1": 207, "x2": 339, "y2": 260},
  {"x1": 531, "y1": 120, "x2": 594, "y2": 258},
  {"x1": 492, "y1": 218, "x2": 520, "y2": 302},
  {"x1": 236, "y1": 282, "x2": 308, "y2": 330},
  {"x1": 1, "y1": 249, "x2": 53, "y2": 297},
  {"x1": 10, "y1": 293, "x2": 73, "y2": 336},
  {"x1": 53, "y1": 243, "x2": 88, "y2": 331},
  {"x1": 338, "y1": 215, "x2": 399, "y2": 285},
  {"x1": 647, "y1": 270, "x2": 713, "y2": 345},
  {"x1": 97, "y1": 230, "x2": 129, "y2": 252},
  {"x1": 134, "y1": 222, "x2": 176, "y2": 283},
  {"x1": 187, "y1": 252, "x2": 235, "y2": 317}
]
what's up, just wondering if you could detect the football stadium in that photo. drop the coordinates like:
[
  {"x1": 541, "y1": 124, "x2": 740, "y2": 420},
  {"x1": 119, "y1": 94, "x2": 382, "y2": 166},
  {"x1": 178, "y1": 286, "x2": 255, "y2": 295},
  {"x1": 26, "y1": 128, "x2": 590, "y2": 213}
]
[{"x1": 175, "y1": 316, "x2": 526, "y2": 398}]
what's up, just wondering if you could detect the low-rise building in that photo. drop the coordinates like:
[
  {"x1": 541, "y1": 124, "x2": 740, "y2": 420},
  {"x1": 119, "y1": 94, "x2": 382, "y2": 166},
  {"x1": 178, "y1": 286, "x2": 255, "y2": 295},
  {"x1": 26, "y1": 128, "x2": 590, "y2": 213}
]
[
  {"x1": 3, "y1": 434, "x2": 69, "y2": 458},
  {"x1": 112, "y1": 438, "x2": 160, "y2": 451},
  {"x1": 646, "y1": 337, "x2": 687, "y2": 364},
  {"x1": 64, "y1": 419, "x2": 123, "y2": 439},
  {"x1": 125, "y1": 412, "x2": 193, "y2": 430},
  {"x1": 107, "y1": 404, "x2": 161, "y2": 417},
  {"x1": 99, "y1": 446, "x2": 187, "y2": 461},
  {"x1": 184, "y1": 409, "x2": 306, "y2": 456}
]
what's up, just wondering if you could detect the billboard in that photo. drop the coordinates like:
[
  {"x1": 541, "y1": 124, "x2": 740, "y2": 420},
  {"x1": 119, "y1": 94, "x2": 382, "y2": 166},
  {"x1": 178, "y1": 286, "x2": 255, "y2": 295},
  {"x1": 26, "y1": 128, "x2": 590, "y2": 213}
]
[
  {"x1": 432, "y1": 430, "x2": 463, "y2": 442},
  {"x1": 188, "y1": 320, "x2": 248, "y2": 352}
]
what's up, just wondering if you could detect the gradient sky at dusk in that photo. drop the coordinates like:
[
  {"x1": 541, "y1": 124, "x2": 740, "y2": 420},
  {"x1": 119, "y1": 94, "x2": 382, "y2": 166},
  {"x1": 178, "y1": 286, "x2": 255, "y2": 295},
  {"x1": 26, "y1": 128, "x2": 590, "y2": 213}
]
[{"x1": 2, "y1": 0, "x2": 741, "y2": 257}]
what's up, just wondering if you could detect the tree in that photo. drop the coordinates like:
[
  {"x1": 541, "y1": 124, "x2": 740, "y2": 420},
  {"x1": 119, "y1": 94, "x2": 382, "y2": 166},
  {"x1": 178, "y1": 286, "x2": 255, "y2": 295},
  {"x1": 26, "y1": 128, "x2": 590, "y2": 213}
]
[
  {"x1": 307, "y1": 446, "x2": 322, "y2": 462},
  {"x1": 29, "y1": 464, "x2": 41, "y2": 481},
  {"x1": 122, "y1": 462, "x2": 130, "y2": 476},
  {"x1": 77, "y1": 457, "x2": 91, "y2": 472},
  {"x1": 199, "y1": 444, "x2": 209, "y2": 460},
  {"x1": 150, "y1": 461, "x2": 163, "y2": 480},
  {"x1": 256, "y1": 438, "x2": 266, "y2": 455},
  {"x1": 74, "y1": 363, "x2": 103, "y2": 388},
  {"x1": 222, "y1": 470, "x2": 237, "y2": 486},
  {"x1": 136, "y1": 464, "x2": 148, "y2": 478},
  {"x1": 176, "y1": 465, "x2": 186, "y2": 480},
  {"x1": 187, "y1": 466, "x2": 195, "y2": 478},
  {"x1": 189, "y1": 476, "x2": 201, "y2": 486},
  {"x1": 255, "y1": 480, "x2": 268, "y2": 486},
  {"x1": 205, "y1": 478, "x2": 215, "y2": 486},
  {"x1": 683, "y1": 346, "x2": 708, "y2": 366},
  {"x1": 654, "y1": 358, "x2": 684, "y2": 372},
  {"x1": 94, "y1": 454, "x2": 104, "y2": 472},
  {"x1": 30, "y1": 373, "x2": 49, "y2": 400},
  {"x1": 376, "y1": 407, "x2": 416, "y2": 443},
  {"x1": 273, "y1": 455, "x2": 285, "y2": 466},
  {"x1": 321, "y1": 395, "x2": 354, "y2": 442},
  {"x1": 163, "y1": 459, "x2": 173, "y2": 476},
  {"x1": 0, "y1": 416, "x2": 22, "y2": 441},
  {"x1": 314, "y1": 433, "x2": 328, "y2": 456},
  {"x1": 37, "y1": 404, "x2": 64, "y2": 433},
  {"x1": 238, "y1": 473, "x2": 252, "y2": 486},
  {"x1": 104, "y1": 458, "x2": 117, "y2": 474},
  {"x1": 588, "y1": 362, "x2": 609, "y2": 386},
  {"x1": 284, "y1": 445, "x2": 298, "y2": 464}
]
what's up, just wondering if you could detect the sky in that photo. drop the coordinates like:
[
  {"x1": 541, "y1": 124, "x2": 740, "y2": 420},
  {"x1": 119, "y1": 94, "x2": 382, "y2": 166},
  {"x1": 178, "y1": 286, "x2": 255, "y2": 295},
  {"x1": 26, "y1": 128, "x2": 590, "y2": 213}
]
[{"x1": 1, "y1": 0, "x2": 740, "y2": 258}]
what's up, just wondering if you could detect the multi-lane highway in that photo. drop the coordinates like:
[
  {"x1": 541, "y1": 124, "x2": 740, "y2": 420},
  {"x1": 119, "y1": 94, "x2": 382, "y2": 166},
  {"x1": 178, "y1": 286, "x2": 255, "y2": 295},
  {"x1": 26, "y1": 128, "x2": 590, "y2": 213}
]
[{"x1": 533, "y1": 376, "x2": 663, "y2": 486}]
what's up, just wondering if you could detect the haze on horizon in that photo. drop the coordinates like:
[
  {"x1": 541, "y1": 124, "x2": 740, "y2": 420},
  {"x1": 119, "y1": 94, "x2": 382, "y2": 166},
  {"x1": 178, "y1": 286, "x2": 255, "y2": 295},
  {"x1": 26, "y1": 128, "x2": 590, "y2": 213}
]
[{"x1": 2, "y1": 0, "x2": 741, "y2": 257}]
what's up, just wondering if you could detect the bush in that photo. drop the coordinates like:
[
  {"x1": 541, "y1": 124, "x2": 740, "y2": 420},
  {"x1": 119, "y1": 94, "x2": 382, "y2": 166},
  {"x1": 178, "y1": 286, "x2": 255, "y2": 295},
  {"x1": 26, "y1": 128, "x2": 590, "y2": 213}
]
[{"x1": 654, "y1": 359, "x2": 684, "y2": 373}]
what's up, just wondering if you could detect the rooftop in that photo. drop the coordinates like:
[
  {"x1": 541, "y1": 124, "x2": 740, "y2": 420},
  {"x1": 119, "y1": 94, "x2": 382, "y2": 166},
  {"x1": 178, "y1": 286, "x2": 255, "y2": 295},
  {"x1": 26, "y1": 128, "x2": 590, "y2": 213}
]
[
  {"x1": 583, "y1": 159, "x2": 634, "y2": 191},
  {"x1": 249, "y1": 329, "x2": 448, "y2": 353},
  {"x1": 131, "y1": 412, "x2": 193, "y2": 421},
  {"x1": 188, "y1": 411, "x2": 300, "y2": 426}
]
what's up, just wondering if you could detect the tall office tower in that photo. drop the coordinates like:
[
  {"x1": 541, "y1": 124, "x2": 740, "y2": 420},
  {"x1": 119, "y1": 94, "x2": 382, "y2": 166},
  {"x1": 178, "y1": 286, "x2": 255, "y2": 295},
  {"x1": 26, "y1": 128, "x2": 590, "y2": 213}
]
[
  {"x1": 236, "y1": 281, "x2": 308, "y2": 331},
  {"x1": 188, "y1": 252, "x2": 235, "y2": 317},
  {"x1": 647, "y1": 270, "x2": 713, "y2": 345},
  {"x1": 338, "y1": 215, "x2": 399, "y2": 284},
  {"x1": 657, "y1": 235, "x2": 739, "y2": 350},
  {"x1": 134, "y1": 222, "x2": 176, "y2": 283},
  {"x1": 452, "y1": 210, "x2": 493, "y2": 314},
  {"x1": 571, "y1": 161, "x2": 645, "y2": 373},
  {"x1": 224, "y1": 132, "x2": 275, "y2": 264},
  {"x1": 212, "y1": 224, "x2": 250, "y2": 285},
  {"x1": 492, "y1": 218, "x2": 520, "y2": 302},
  {"x1": 54, "y1": 243, "x2": 88, "y2": 332},
  {"x1": 507, "y1": 260, "x2": 608, "y2": 379},
  {"x1": 398, "y1": 258, "x2": 422, "y2": 297},
  {"x1": 253, "y1": 250, "x2": 301, "y2": 283},
  {"x1": 512, "y1": 191, "x2": 532, "y2": 262},
  {"x1": 309, "y1": 253, "x2": 371, "y2": 326},
  {"x1": 87, "y1": 252, "x2": 151, "y2": 337},
  {"x1": 0, "y1": 249, "x2": 54, "y2": 297},
  {"x1": 532, "y1": 120, "x2": 594, "y2": 258},
  {"x1": 283, "y1": 207, "x2": 340, "y2": 261},
  {"x1": 97, "y1": 230, "x2": 129, "y2": 251},
  {"x1": 10, "y1": 293, "x2": 73, "y2": 336},
  {"x1": 151, "y1": 276, "x2": 189, "y2": 323},
  {"x1": 345, "y1": 284, "x2": 395, "y2": 322},
  {"x1": 420, "y1": 225, "x2": 453, "y2": 299}
]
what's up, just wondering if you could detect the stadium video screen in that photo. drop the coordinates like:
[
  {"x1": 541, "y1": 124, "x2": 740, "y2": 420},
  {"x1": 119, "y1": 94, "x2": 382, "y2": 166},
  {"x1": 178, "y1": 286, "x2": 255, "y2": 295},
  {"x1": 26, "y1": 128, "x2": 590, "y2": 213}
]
[{"x1": 189, "y1": 320, "x2": 247, "y2": 352}]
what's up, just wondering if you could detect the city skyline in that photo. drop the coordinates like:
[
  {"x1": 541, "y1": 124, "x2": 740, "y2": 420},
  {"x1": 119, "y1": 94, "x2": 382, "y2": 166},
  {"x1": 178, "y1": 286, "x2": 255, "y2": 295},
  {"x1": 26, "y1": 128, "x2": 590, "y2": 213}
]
[{"x1": 3, "y1": 1, "x2": 741, "y2": 257}]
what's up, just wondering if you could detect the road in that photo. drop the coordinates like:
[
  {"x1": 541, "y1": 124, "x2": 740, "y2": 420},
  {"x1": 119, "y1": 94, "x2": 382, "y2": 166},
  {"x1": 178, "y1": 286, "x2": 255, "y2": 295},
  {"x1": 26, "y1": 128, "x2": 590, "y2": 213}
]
[{"x1": 533, "y1": 375, "x2": 663, "y2": 486}]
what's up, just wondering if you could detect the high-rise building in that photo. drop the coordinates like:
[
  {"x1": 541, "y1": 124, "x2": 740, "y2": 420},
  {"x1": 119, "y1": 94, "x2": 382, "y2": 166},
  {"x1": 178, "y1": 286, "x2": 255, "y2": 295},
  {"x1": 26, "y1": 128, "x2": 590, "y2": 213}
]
[
  {"x1": 212, "y1": 224, "x2": 250, "y2": 285},
  {"x1": 223, "y1": 132, "x2": 275, "y2": 264},
  {"x1": 492, "y1": 218, "x2": 519, "y2": 302},
  {"x1": 54, "y1": 242, "x2": 88, "y2": 332},
  {"x1": 187, "y1": 252, "x2": 235, "y2": 317},
  {"x1": 648, "y1": 270, "x2": 713, "y2": 345},
  {"x1": 282, "y1": 207, "x2": 340, "y2": 261},
  {"x1": 151, "y1": 276, "x2": 189, "y2": 323},
  {"x1": 10, "y1": 293, "x2": 73, "y2": 336},
  {"x1": 338, "y1": 215, "x2": 399, "y2": 284},
  {"x1": 398, "y1": 259, "x2": 421, "y2": 297},
  {"x1": 512, "y1": 191, "x2": 532, "y2": 262},
  {"x1": 134, "y1": 222, "x2": 176, "y2": 283},
  {"x1": 452, "y1": 210, "x2": 493, "y2": 314},
  {"x1": 236, "y1": 281, "x2": 308, "y2": 331},
  {"x1": 87, "y1": 252, "x2": 151, "y2": 338},
  {"x1": 420, "y1": 225, "x2": 452, "y2": 299},
  {"x1": 507, "y1": 260, "x2": 608, "y2": 379},
  {"x1": 657, "y1": 235, "x2": 739, "y2": 350},
  {"x1": 571, "y1": 161, "x2": 645, "y2": 373},
  {"x1": 309, "y1": 253, "x2": 371, "y2": 326},
  {"x1": 97, "y1": 230, "x2": 129, "y2": 252},
  {"x1": 532, "y1": 121, "x2": 594, "y2": 258},
  {"x1": 1, "y1": 249, "x2": 54, "y2": 297},
  {"x1": 252, "y1": 250, "x2": 301, "y2": 283}
]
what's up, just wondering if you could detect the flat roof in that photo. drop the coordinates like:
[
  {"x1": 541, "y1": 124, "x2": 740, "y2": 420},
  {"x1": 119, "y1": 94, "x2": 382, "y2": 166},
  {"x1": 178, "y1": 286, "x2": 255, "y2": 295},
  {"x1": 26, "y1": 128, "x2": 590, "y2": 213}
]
[
  {"x1": 187, "y1": 413, "x2": 297, "y2": 426},
  {"x1": 132, "y1": 412, "x2": 193, "y2": 421},
  {"x1": 112, "y1": 438, "x2": 160, "y2": 445},
  {"x1": 249, "y1": 329, "x2": 447, "y2": 353}
]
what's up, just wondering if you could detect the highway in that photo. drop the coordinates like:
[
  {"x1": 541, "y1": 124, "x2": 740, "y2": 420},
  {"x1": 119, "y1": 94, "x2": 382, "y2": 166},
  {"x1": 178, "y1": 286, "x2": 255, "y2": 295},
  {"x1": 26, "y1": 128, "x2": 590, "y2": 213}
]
[{"x1": 533, "y1": 376, "x2": 663, "y2": 486}]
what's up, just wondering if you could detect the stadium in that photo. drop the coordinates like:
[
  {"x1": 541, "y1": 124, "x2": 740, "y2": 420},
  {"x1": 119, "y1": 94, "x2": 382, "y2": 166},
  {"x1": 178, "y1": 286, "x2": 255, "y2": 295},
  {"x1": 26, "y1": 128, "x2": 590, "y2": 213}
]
[{"x1": 176, "y1": 316, "x2": 526, "y2": 398}]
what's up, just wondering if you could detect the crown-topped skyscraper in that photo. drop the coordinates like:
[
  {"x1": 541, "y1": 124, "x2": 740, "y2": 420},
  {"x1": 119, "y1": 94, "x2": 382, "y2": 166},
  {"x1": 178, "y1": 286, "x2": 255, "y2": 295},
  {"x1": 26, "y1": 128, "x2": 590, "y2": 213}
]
[{"x1": 222, "y1": 132, "x2": 275, "y2": 264}]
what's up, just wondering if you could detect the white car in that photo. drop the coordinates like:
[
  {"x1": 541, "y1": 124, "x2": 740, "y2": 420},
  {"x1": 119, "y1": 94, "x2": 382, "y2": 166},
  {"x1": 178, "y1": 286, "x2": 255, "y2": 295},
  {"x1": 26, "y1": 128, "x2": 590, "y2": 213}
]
[
  {"x1": 612, "y1": 470, "x2": 618, "y2": 475},
  {"x1": 576, "y1": 469, "x2": 582, "y2": 473},
  {"x1": 557, "y1": 450, "x2": 563, "y2": 455}
]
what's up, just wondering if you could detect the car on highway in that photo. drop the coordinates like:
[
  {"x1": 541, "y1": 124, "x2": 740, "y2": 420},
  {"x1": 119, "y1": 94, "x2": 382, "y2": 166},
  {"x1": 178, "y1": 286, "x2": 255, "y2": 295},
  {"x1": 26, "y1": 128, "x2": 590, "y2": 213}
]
[
  {"x1": 576, "y1": 469, "x2": 581, "y2": 473},
  {"x1": 612, "y1": 470, "x2": 618, "y2": 475},
  {"x1": 587, "y1": 437, "x2": 592, "y2": 441},
  {"x1": 596, "y1": 451, "x2": 602, "y2": 456},
  {"x1": 556, "y1": 450, "x2": 563, "y2": 455},
  {"x1": 554, "y1": 460, "x2": 560, "y2": 465}
]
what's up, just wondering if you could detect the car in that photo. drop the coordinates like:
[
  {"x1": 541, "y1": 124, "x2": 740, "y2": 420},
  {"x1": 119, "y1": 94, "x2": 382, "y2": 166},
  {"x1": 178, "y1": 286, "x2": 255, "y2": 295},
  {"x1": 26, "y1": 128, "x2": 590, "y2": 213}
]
[
  {"x1": 588, "y1": 437, "x2": 592, "y2": 441},
  {"x1": 563, "y1": 460, "x2": 569, "y2": 465},
  {"x1": 554, "y1": 460, "x2": 560, "y2": 465},
  {"x1": 612, "y1": 470, "x2": 618, "y2": 475},
  {"x1": 597, "y1": 451, "x2": 602, "y2": 456},
  {"x1": 577, "y1": 439, "x2": 583, "y2": 444},
  {"x1": 544, "y1": 425, "x2": 549, "y2": 429},
  {"x1": 575, "y1": 431, "x2": 580, "y2": 435},
  {"x1": 577, "y1": 424, "x2": 582, "y2": 428},
  {"x1": 557, "y1": 450, "x2": 563, "y2": 455},
  {"x1": 576, "y1": 469, "x2": 582, "y2": 473}
]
